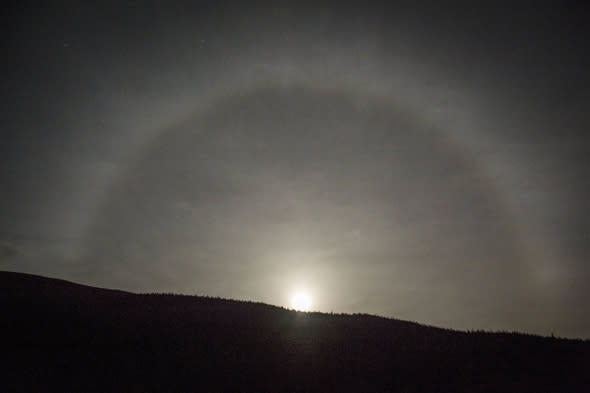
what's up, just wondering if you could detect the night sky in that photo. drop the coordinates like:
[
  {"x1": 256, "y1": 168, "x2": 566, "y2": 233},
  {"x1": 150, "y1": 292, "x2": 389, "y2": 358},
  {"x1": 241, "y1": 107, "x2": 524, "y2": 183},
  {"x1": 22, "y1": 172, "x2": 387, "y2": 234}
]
[{"x1": 1, "y1": 2, "x2": 588, "y2": 338}]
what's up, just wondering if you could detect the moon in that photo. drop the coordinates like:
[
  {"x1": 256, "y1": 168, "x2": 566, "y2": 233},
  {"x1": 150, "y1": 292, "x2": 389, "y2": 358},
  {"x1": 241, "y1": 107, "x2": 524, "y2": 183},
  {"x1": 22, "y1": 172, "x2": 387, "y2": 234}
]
[{"x1": 291, "y1": 292, "x2": 312, "y2": 312}]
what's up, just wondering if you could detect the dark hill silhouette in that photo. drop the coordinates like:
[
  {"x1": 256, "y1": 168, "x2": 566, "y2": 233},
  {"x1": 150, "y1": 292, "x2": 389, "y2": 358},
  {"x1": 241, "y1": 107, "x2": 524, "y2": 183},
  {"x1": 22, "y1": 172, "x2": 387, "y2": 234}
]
[{"x1": 2, "y1": 271, "x2": 589, "y2": 392}]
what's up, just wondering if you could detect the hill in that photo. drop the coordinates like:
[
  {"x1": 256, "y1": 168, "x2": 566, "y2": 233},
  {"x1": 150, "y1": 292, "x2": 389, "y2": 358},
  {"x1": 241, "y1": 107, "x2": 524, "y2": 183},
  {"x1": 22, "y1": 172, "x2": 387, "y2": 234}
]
[{"x1": 2, "y1": 271, "x2": 589, "y2": 392}]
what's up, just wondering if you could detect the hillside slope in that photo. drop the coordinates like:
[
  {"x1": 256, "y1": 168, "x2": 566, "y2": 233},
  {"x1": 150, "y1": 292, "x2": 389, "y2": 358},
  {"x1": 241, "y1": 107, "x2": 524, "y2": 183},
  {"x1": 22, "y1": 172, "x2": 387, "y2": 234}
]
[{"x1": 2, "y1": 271, "x2": 589, "y2": 392}]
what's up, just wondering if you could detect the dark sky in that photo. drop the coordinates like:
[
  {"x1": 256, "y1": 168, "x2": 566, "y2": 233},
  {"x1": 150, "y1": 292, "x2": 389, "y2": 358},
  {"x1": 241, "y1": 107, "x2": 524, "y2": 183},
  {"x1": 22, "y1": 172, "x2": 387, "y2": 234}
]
[{"x1": 1, "y1": 2, "x2": 588, "y2": 338}]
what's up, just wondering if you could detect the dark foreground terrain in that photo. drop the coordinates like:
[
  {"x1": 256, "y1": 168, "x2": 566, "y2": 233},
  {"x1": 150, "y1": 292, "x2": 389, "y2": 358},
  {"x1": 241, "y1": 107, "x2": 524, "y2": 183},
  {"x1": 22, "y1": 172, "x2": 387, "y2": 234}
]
[{"x1": 2, "y1": 271, "x2": 589, "y2": 392}]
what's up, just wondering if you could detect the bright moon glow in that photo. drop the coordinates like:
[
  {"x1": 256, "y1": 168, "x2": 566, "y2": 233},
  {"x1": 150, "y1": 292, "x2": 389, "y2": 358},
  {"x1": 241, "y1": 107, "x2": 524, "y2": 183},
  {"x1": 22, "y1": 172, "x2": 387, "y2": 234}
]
[{"x1": 291, "y1": 292, "x2": 312, "y2": 311}]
